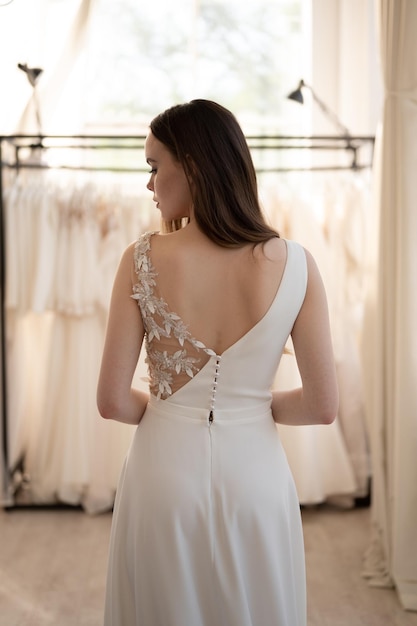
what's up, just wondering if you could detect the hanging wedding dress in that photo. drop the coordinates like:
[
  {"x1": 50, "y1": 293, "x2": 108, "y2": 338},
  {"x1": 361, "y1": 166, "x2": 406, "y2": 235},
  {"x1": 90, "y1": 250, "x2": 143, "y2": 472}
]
[
  {"x1": 261, "y1": 170, "x2": 371, "y2": 504},
  {"x1": 4, "y1": 171, "x2": 156, "y2": 512}
]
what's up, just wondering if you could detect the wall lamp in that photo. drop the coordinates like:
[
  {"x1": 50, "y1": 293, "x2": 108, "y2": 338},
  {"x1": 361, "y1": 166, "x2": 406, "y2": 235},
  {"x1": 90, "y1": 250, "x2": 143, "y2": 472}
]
[
  {"x1": 17, "y1": 63, "x2": 44, "y2": 140},
  {"x1": 287, "y1": 79, "x2": 352, "y2": 139}
]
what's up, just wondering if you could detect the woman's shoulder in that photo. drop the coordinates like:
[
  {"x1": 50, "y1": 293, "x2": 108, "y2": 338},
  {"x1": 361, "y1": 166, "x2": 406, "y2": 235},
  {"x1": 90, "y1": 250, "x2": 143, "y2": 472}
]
[
  {"x1": 136, "y1": 230, "x2": 160, "y2": 247},
  {"x1": 129, "y1": 230, "x2": 159, "y2": 260},
  {"x1": 260, "y1": 236, "x2": 287, "y2": 261},
  {"x1": 268, "y1": 236, "x2": 310, "y2": 263},
  {"x1": 115, "y1": 232, "x2": 159, "y2": 278}
]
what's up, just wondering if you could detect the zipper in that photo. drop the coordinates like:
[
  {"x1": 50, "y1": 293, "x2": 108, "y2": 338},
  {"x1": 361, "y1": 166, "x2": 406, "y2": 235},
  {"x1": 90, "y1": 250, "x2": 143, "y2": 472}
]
[{"x1": 207, "y1": 407, "x2": 214, "y2": 561}]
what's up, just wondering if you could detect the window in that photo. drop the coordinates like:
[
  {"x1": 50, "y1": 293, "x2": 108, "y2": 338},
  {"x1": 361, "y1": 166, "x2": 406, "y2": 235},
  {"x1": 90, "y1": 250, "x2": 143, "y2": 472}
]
[{"x1": 82, "y1": 0, "x2": 310, "y2": 135}]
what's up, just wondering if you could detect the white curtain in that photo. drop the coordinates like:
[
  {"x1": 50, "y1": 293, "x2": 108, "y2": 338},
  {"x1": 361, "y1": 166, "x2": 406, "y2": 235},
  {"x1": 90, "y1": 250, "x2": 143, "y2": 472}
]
[
  {"x1": 312, "y1": 0, "x2": 381, "y2": 136},
  {"x1": 362, "y1": 0, "x2": 417, "y2": 611},
  {"x1": 0, "y1": 282, "x2": 7, "y2": 505},
  {"x1": 16, "y1": 0, "x2": 96, "y2": 134}
]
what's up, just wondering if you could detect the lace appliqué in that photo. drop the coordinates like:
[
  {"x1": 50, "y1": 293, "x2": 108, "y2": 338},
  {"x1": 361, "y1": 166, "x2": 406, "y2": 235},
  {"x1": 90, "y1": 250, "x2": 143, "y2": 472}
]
[{"x1": 131, "y1": 232, "x2": 215, "y2": 400}]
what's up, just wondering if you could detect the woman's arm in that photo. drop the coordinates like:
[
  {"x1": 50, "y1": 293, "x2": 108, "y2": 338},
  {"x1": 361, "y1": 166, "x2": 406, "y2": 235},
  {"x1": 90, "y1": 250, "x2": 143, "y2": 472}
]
[
  {"x1": 97, "y1": 243, "x2": 149, "y2": 424},
  {"x1": 271, "y1": 249, "x2": 339, "y2": 426}
]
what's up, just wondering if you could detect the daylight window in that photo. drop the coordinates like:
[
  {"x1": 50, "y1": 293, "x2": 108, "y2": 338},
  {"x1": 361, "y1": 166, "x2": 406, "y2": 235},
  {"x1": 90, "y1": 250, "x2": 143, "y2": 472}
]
[{"x1": 82, "y1": 0, "x2": 310, "y2": 136}]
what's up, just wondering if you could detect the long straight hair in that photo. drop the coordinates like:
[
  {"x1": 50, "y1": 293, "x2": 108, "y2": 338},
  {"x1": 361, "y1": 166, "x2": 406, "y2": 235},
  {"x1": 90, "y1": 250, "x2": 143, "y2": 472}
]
[{"x1": 150, "y1": 99, "x2": 279, "y2": 247}]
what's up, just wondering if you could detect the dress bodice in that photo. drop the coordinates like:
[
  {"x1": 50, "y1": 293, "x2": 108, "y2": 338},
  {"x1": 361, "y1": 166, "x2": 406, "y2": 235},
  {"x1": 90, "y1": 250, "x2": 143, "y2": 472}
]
[{"x1": 132, "y1": 231, "x2": 307, "y2": 415}]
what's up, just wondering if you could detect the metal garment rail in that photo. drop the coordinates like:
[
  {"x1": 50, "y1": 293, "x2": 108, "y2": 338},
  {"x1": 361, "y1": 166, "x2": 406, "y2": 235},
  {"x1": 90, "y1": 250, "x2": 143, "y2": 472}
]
[{"x1": 0, "y1": 132, "x2": 375, "y2": 500}]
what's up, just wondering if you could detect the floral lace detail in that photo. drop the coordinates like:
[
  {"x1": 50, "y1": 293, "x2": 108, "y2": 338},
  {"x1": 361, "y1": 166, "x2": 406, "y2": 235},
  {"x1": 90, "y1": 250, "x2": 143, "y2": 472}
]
[{"x1": 131, "y1": 232, "x2": 215, "y2": 399}]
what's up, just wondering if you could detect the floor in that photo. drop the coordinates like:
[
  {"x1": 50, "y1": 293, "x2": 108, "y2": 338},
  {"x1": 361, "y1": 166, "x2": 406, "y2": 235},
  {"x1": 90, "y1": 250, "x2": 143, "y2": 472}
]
[
  {"x1": 0, "y1": 504, "x2": 416, "y2": 626},
  {"x1": 302, "y1": 506, "x2": 417, "y2": 626}
]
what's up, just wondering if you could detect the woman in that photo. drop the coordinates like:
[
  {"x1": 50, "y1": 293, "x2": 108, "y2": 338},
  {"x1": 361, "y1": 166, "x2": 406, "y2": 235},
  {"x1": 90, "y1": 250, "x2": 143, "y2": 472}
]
[{"x1": 97, "y1": 99, "x2": 338, "y2": 626}]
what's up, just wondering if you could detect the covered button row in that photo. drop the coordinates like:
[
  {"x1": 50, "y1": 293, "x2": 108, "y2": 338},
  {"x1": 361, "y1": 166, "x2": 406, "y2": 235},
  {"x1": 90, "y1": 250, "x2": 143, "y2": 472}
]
[{"x1": 209, "y1": 355, "x2": 222, "y2": 422}]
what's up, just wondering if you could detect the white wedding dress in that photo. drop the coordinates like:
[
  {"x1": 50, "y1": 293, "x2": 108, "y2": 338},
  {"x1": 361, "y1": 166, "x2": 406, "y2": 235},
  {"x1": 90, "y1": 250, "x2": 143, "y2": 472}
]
[{"x1": 104, "y1": 232, "x2": 308, "y2": 626}]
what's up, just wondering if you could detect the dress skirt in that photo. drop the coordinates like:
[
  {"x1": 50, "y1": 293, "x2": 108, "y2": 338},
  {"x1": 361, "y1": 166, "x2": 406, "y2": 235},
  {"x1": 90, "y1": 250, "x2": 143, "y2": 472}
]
[{"x1": 104, "y1": 397, "x2": 306, "y2": 626}]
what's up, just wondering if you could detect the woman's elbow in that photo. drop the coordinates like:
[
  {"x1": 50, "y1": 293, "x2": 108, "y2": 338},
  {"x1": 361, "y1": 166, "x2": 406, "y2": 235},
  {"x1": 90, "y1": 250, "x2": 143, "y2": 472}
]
[
  {"x1": 97, "y1": 392, "x2": 121, "y2": 421},
  {"x1": 307, "y1": 390, "x2": 339, "y2": 425},
  {"x1": 316, "y1": 407, "x2": 338, "y2": 425},
  {"x1": 97, "y1": 401, "x2": 114, "y2": 421},
  {"x1": 315, "y1": 394, "x2": 339, "y2": 425}
]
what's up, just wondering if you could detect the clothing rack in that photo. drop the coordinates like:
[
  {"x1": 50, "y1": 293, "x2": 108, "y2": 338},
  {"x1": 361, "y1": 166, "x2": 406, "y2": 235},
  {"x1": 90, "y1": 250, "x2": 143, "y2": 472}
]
[
  {"x1": 0, "y1": 133, "x2": 375, "y2": 172},
  {"x1": 0, "y1": 132, "x2": 375, "y2": 502}
]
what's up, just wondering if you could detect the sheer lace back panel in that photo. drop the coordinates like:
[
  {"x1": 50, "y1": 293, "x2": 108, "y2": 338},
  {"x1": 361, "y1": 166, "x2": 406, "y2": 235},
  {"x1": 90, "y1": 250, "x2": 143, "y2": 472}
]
[{"x1": 132, "y1": 232, "x2": 216, "y2": 400}]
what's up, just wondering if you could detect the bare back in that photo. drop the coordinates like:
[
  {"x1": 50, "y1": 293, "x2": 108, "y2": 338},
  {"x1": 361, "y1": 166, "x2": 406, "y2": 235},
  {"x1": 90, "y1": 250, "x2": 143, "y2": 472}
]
[{"x1": 147, "y1": 226, "x2": 287, "y2": 356}]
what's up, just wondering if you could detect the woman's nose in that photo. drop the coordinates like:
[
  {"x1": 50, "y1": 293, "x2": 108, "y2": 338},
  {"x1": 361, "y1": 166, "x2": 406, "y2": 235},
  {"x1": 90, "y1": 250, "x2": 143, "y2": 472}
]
[{"x1": 146, "y1": 178, "x2": 153, "y2": 191}]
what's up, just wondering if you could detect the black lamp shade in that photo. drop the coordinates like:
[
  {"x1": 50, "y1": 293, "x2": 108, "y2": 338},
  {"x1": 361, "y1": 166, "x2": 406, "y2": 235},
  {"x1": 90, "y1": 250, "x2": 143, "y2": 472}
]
[{"x1": 287, "y1": 88, "x2": 304, "y2": 104}]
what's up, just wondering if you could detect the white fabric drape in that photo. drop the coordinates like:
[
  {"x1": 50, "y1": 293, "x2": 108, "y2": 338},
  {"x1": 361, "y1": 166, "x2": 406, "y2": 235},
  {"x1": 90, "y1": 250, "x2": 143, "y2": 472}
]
[
  {"x1": 362, "y1": 0, "x2": 417, "y2": 611},
  {"x1": 3, "y1": 170, "x2": 157, "y2": 513},
  {"x1": 312, "y1": 0, "x2": 381, "y2": 136},
  {"x1": 262, "y1": 171, "x2": 372, "y2": 504},
  {"x1": 0, "y1": 284, "x2": 6, "y2": 505},
  {"x1": 16, "y1": 0, "x2": 96, "y2": 134}
]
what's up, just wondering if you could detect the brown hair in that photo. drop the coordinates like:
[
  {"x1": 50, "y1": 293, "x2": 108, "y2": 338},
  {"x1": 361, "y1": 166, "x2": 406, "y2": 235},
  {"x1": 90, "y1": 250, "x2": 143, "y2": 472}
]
[{"x1": 149, "y1": 99, "x2": 279, "y2": 247}]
